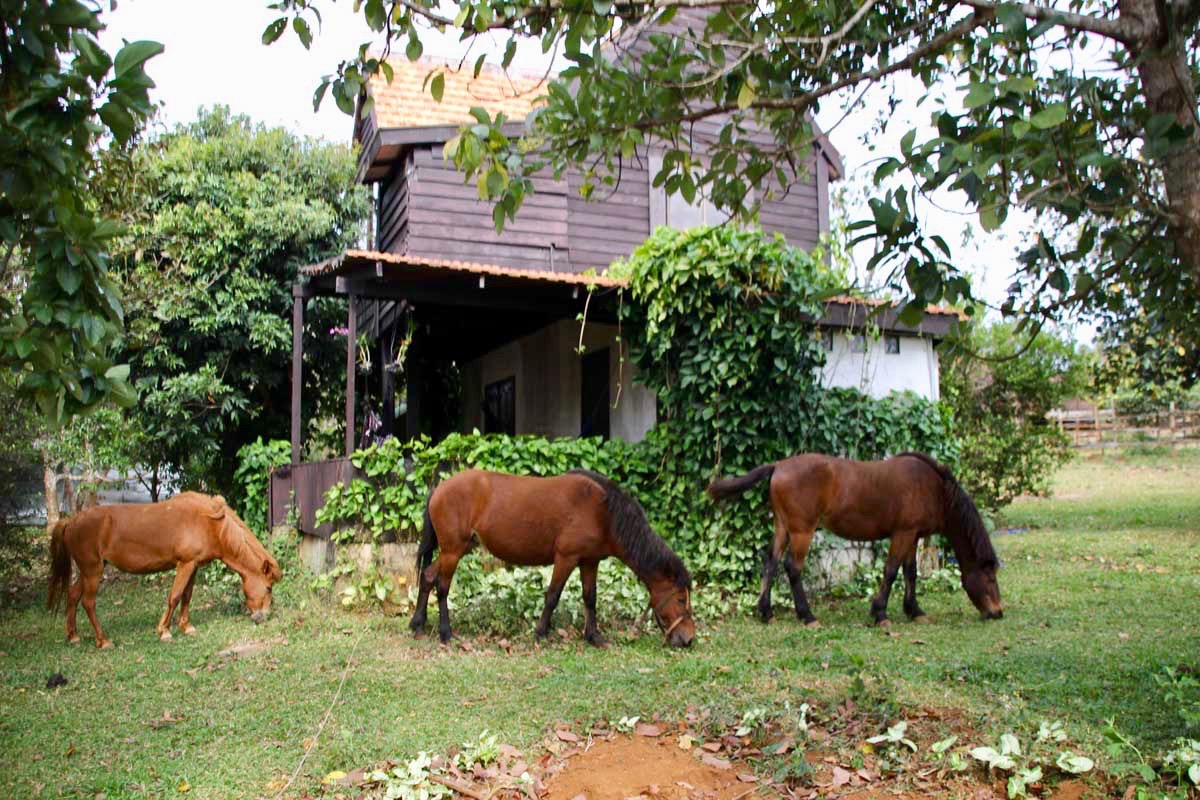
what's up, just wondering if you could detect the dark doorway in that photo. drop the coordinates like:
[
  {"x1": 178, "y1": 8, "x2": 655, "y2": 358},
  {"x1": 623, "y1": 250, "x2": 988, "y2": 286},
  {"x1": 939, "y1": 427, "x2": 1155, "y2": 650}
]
[
  {"x1": 580, "y1": 348, "x2": 610, "y2": 439},
  {"x1": 483, "y1": 376, "x2": 516, "y2": 435}
]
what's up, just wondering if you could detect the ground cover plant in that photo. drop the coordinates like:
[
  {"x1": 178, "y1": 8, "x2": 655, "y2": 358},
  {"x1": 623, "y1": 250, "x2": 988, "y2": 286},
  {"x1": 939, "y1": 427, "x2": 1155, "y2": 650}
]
[{"x1": 0, "y1": 450, "x2": 1197, "y2": 798}]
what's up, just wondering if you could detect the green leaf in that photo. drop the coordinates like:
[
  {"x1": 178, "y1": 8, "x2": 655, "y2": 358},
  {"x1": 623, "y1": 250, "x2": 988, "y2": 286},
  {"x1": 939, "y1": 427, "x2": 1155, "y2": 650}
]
[
  {"x1": 104, "y1": 364, "x2": 131, "y2": 382},
  {"x1": 292, "y1": 17, "x2": 313, "y2": 49},
  {"x1": 406, "y1": 35, "x2": 423, "y2": 61},
  {"x1": 737, "y1": 80, "x2": 756, "y2": 110},
  {"x1": 56, "y1": 263, "x2": 83, "y2": 295},
  {"x1": 430, "y1": 72, "x2": 445, "y2": 102},
  {"x1": 262, "y1": 17, "x2": 287, "y2": 44},
  {"x1": 963, "y1": 82, "x2": 995, "y2": 110},
  {"x1": 98, "y1": 101, "x2": 136, "y2": 143},
  {"x1": 113, "y1": 40, "x2": 164, "y2": 78},
  {"x1": 1030, "y1": 104, "x2": 1067, "y2": 130},
  {"x1": 1055, "y1": 752, "x2": 1093, "y2": 774}
]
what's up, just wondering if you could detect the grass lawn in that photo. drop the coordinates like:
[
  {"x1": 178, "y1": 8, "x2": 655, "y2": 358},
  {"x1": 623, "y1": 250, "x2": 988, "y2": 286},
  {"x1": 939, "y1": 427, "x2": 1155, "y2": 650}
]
[{"x1": 1, "y1": 450, "x2": 1198, "y2": 799}]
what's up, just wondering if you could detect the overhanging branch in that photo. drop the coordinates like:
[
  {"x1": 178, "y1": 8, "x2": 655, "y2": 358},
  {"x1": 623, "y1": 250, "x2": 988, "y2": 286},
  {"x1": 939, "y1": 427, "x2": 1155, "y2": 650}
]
[{"x1": 954, "y1": 0, "x2": 1134, "y2": 43}]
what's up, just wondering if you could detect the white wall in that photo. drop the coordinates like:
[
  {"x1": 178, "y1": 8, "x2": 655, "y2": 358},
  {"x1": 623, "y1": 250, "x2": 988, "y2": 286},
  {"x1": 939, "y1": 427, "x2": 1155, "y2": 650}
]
[
  {"x1": 818, "y1": 331, "x2": 941, "y2": 401},
  {"x1": 461, "y1": 320, "x2": 658, "y2": 442}
]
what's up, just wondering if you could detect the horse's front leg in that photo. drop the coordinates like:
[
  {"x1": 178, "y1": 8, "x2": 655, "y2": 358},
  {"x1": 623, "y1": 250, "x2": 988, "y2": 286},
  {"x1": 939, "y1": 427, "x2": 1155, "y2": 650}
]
[
  {"x1": 869, "y1": 534, "x2": 913, "y2": 626},
  {"x1": 80, "y1": 572, "x2": 112, "y2": 649},
  {"x1": 579, "y1": 560, "x2": 605, "y2": 647},
  {"x1": 534, "y1": 556, "x2": 578, "y2": 640},
  {"x1": 757, "y1": 516, "x2": 789, "y2": 623},
  {"x1": 156, "y1": 562, "x2": 197, "y2": 641}
]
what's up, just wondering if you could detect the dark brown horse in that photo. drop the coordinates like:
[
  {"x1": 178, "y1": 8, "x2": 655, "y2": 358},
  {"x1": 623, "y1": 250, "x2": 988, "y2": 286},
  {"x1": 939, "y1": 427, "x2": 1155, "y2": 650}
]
[
  {"x1": 48, "y1": 492, "x2": 282, "y2": 648},
  {"x1": 708, "y1": 452, "x2": 1002, "y2": 626},
  {"x1": 409, "y1": 469, "x2": 695, "y2": 647}
]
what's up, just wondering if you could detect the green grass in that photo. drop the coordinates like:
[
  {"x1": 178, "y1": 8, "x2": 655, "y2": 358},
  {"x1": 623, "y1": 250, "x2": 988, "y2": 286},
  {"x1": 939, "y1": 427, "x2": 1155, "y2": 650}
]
[{"x1": 1, "y1": 450, "x2": 1198, "y2": 799}]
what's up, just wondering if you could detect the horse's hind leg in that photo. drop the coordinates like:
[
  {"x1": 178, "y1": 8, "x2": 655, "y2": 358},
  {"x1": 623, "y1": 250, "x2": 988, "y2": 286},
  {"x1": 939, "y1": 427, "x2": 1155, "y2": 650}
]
[
  {"x1": 902, "y1": 549, "x2": 928, "y2": 622},
  {"x1": 65, "y1": 574, "x2": 83, "y2": 644},
  {"x1": 157, "y1": 562, "x2": 198, "y2": 640},
  {"x1": 434, "y1": 552, "x2": 462, "y2": 644},
  {"x1": 534, "y1": 556, "x2": 578, "y2": 640},
  {"x1": 579, "y1": 560, "x2": 605, "y2": 647},
  {"x1": 869, "y1": 533, "x2": 914, "y2": 626},
  {"x1": 409, "y1": 562, "x2": 435, "y2": 636},
  {"x1": 178, "y1": 568, "x2": 200, "y2": 635},
  {"x1": 79, "y1": 571, "x2": 112, "y2": 649},
  {"x1": 783, "y1": 530, "x2": 818, "y2": 626},
  {"x1": 757, "y1": 515, "x2": 789, "y2": 623}
]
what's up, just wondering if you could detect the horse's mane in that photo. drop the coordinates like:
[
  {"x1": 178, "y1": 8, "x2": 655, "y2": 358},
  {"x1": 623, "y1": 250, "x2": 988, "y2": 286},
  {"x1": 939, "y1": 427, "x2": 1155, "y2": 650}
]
[
  {"x1": 206, "y1": 495, "x2": 279, "y2": 579},
  {"x1": 568, "y1": 470, "x2": 692, "y2": 588},
  {"x1": 897, "y1": 452, "x2": 997, "y2": 569}
]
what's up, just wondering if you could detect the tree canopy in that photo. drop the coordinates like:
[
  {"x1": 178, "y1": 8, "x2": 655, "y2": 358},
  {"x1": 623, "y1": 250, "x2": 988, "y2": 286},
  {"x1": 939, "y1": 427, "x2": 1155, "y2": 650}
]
[
  {"x1": 1, "y1": 0, "x2": 162, "y2": 422},
  {"x1": 99, "y1": 107, "x2": 370, "y2": 494},
  {"x1": 269, "y1": 0, "x2": 1199, "y2": 383}
]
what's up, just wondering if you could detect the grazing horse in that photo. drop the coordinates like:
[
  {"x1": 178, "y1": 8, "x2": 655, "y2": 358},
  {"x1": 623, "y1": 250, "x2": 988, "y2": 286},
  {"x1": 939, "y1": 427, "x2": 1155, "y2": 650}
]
[
  {"x1": 708, "y1": 452, "x2": 1002, "y2": 626},
  {"x1": 409, "y1": 469, "x2": 695, "y2": 648},
  {"x1": 47, "y1": 492, "x2": 282, "y2": 648}
]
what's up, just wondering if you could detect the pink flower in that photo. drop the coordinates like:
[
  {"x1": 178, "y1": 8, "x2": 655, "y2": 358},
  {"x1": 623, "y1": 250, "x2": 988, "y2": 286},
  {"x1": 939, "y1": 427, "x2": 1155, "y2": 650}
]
[{"x1": 329, "y1": 326, "x2": 350, "y2": 336}]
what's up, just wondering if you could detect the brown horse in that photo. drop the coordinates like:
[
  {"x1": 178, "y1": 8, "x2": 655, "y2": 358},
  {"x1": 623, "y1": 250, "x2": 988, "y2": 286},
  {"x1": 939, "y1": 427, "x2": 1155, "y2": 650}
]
[
  {"x1": 47, "y1": 492, "x2": 282, "y2": 648},
  {"x1": 409, "y1": 469, "x2": 695, "y2": 648},
  {"x1": 708, "y1": 452, "x2": 1002, "y2": 626}
]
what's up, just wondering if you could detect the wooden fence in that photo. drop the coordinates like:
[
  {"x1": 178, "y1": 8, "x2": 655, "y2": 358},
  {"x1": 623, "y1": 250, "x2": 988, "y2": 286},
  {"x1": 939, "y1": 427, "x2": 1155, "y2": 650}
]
[{"x1": 1048, "y1": 402, "x2": 1200, "y2": 449}]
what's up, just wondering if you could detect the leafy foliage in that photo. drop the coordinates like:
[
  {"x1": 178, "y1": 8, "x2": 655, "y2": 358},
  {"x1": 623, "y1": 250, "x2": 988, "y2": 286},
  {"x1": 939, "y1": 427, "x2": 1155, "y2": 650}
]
[
  {"x1": 233, "y1": 438, "x2": 292, "y2": 537},
  {"x1": 940, "y1": 320, "x2": 1090, "y2": 510},
  {"x1": 1, "y1": 0, "x2": 162, "y2": 421},
  {"x1": 101, "y1": 107, "x2": 370, "y2": 493}
]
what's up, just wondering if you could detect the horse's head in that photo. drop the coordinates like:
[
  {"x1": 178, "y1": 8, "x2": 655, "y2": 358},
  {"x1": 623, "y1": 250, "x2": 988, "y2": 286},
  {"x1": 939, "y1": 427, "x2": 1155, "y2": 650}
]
[
  {"x1": 961, "y1": 561, "x2": 1003, "y2": 620},
  {"x1": 243, "y1": 553, "x2": 282, "y2": 623},
  {"x1": 648, "y1": 577, "x2": 694, "y2": 648}
]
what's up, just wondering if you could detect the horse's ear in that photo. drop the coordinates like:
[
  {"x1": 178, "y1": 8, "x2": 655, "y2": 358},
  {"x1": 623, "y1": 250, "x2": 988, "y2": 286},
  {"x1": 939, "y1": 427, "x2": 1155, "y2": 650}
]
[{"x1": 262, "y1": 558, "x2": 272, "y2": 576}]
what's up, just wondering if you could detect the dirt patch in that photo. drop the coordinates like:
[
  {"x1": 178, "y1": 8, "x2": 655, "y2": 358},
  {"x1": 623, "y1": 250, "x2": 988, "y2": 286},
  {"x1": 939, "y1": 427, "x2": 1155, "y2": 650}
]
[{"x1": 543, "y1": 736, "x2": 761, "y2": 800}]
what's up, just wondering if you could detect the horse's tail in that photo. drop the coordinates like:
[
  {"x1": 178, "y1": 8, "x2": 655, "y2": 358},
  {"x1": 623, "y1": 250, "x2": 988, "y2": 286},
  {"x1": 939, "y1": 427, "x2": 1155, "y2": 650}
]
[
  {"x1": 415, "y1": 496, "x2": 438, "y2": 575},
  {"x1": 47, "y1": 518, "x2": 72, "y2": 612},
  {"x1": 706, "y1": 464, "x2": 776, "y2": 502},
  {"x1": 899, "y1": 452, "x2": 996, "y2": 567}
]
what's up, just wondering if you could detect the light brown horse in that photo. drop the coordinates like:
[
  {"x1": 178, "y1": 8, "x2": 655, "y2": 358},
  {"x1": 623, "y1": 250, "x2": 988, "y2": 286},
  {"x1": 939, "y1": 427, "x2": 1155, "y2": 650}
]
[
  {"x1": 708, "y1": 452, "x2": 1002, "y2": 626},
  {"x1": 47, "y1": 492, "x2": 281, "y2": 648},
  {"x1": 409, "y1": 469, "x2": 695, "y2": 648}
]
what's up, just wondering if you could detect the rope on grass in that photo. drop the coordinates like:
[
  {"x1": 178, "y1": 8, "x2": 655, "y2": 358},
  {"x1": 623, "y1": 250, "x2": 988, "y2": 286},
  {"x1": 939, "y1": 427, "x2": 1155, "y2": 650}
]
[{"x1": 272, "y1": 626, "x2": 367, "y2": 800}]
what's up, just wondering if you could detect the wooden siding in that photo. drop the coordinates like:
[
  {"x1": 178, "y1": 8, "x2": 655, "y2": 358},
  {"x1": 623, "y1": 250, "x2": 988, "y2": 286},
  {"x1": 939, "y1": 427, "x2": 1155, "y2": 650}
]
[
  {"x1": 759, "y1": 151, "x2": 823, "y2": 252},
  {"x1": 377, "y1": 152, "x2": 412, "y2": 253},
  {"x1": 405, "y1": 145, "x2": 572, "y2": 271},
  {"x1": 567, "y1": 153, "x2": 652, "y2": 272}
]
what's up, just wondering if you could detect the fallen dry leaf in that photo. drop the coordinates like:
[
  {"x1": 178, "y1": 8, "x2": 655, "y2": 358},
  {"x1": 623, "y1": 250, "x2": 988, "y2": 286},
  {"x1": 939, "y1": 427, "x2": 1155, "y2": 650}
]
[
  {"x1": 555, "y1": 730, "x2": 581, "y2": 743},
  {"x1": 831, "y1": 767, "x2": 852, "y2": 788},
  {"x1": 736, "y1": 773, "x2": 758, "y2": 783},
  {"x1": 700, "y1": 754, "x2": 731, "y2": 770},
  {"x1": 634, "y1": 723, "x2": 663, "y2": 737},
  {"x1": 701, "y1": 741, "x2": 723, "y2": 753}
]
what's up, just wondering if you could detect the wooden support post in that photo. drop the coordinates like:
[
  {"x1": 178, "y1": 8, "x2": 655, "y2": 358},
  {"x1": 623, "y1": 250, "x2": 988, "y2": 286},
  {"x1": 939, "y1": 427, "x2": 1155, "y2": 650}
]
[
  {"x1": 406, "y1": 325, "x2": 422, "y2": 441},
  {"x1": 346, "y1": 293, "x2": 357, "y2": 457},
  {"x1": 291, "y1": 285, "x2": 305, "y2": 465}
]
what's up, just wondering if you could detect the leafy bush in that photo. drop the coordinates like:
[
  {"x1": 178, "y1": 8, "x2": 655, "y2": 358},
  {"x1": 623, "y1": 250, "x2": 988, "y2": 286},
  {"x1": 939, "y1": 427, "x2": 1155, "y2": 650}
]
[
  {"x1": 233, "y1": 438, "x2": 291, "y2": 537},
  {"x1": 940, "y1": 321, "x2": 1089, "y2": 510}
]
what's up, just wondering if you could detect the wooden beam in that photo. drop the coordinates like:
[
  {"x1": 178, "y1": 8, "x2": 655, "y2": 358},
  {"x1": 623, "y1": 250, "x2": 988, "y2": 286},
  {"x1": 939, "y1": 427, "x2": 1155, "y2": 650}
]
[
  {"x1": 290, "y1": 285, "x2": 305, "y2": 465},
  {"x1": 345, "y1": 294, "x2": 357, "y2": 457}
]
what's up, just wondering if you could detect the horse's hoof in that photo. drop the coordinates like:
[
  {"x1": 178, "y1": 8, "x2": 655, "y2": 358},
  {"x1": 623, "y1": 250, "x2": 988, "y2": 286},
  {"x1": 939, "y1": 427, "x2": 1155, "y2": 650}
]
[
  {"x1": 98, "y1": 640, "x2": 114, "y2": 649},
  {"x1": 804, "y1": 620, "x2": 821, "y2": 629},
  {"x1": 912, "y1": 615, "x2": 931, "y2": 624},
  {"x1": 159, "y1": 630, "x2": 173, "y2": 642},
  {"x1": 182, "y1": 625, "x2": 197, "y2": 636},
  {"x1": 67, "y1": 636, "x2": 81, "y2": 645},
  {"x1": 585, "y1": 633, "x2": 608, "y2": 648},
  {"x1": 876, "y1": 618, "x2": 892, "y2": 628}
]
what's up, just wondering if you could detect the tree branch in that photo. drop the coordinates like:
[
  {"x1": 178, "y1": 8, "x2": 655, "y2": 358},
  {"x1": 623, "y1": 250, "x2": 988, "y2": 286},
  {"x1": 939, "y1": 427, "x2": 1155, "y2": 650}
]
[{"x1": 954, "y1": 0, "x2": 1134, "y2": 43}]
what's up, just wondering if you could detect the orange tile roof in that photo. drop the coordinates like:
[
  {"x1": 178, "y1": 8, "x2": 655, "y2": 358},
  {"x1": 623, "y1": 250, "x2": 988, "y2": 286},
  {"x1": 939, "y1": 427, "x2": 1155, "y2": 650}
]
[
  {"x1": 826, "y1": 294, "x2": 966, "y2": 320},
  {"x1": 302, "y1": 249, "x2": 624, "y2": 288},
  {"x1": 368, "y1": 57, "x2": 547, "y2": 129}
]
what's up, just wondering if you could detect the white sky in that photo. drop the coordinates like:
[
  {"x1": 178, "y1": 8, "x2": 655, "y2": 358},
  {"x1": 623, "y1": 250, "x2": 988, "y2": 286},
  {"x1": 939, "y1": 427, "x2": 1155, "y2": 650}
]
[{"x1": 99, "y1": 0, "x2": 1081, "y2": 337}]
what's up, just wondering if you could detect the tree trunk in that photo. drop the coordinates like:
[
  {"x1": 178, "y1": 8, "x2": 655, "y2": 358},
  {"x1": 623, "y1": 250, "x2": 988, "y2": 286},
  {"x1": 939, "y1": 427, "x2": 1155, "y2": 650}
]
[
  {"x1": 42, "y1": 455, "x2": 59, "y2": 530},
  {"x1": 1120, "y1": 0, "x2": 1200, "y2": 291}
]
